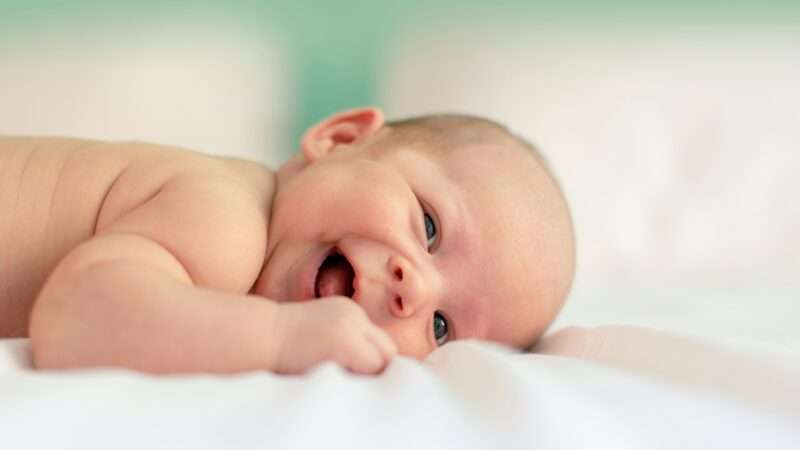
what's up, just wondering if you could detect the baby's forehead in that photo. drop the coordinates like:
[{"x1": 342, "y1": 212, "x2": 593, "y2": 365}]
[{"x1": 427, "y1": 139, "x2": 547, "y2": 195}]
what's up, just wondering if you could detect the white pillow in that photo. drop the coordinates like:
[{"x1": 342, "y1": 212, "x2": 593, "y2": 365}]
[{"x1": 536, "y1": 325, "x2": 800, "y2": 417}]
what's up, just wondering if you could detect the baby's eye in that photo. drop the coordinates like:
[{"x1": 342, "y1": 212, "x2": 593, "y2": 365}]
[
  {"x1": 423, "y1": 211, "x2": 438, "y2": 251},
  {"x1": 433, "y1": 311, "x2": 449, "y2": 346}
]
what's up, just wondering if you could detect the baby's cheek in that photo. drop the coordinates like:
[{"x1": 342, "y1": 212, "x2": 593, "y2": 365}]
[
  {"x1": 379, "y1": 323, "x2": 429, "y2": 360},
  {"x1": 353, "y1": 188, "x2": 414, "y2": 239}
]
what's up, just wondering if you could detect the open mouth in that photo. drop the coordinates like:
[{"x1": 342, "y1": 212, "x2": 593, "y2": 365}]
[{"x1": 314, "y1": 248, "x2": 355, "y2": 298}]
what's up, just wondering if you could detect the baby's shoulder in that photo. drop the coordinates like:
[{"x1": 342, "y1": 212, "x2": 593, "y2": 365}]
[
  {"x1": 97, "y1": 142, "x2": 276, "y2": 227},
  {"x1": 96, "y1": 143, "x2": 277, "y2": 292}
]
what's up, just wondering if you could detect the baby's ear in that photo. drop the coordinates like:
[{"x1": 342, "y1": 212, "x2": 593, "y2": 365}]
[{"x1": 301, "y1": 107, "x2": 385, "y2": 163}]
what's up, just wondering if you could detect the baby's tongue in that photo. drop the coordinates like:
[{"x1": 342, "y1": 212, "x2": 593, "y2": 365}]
[{"x1": 316, "y1": 255, "x2": 354, "y2": 298}]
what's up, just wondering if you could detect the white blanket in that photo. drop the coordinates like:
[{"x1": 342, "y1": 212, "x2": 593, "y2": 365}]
[{"x1": 2, "y1": 337, "x2": 798, "y2": 450}]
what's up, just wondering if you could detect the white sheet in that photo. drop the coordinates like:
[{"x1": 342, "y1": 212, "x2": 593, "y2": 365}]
[{"x1": 2, "y1": 338, "x2": 798, "y2": 450}]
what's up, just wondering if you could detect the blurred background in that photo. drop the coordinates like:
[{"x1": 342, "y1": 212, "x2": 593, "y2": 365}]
[{"x1": 2, "y1": 1, "x2": 799, "y2": 353}]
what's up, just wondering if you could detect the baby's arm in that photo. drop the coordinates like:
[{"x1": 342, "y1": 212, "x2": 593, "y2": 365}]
[
  {"x1": 31, "y1": 232, "x2": 284, "y2": 373},
  {"x1": 29, "y1": 167, "x2": 394, "y2": 374}
]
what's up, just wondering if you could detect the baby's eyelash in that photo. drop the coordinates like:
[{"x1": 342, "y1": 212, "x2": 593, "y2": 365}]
[
  {"x1": 424, "y1": 213, "x2": 436, "y2": 247},
  {"x1": 418, "y1": 200, "x2": 440, "y2": 252},
  {"x1": 433, "y1": 310, "x2": 450, "y2": 346}
]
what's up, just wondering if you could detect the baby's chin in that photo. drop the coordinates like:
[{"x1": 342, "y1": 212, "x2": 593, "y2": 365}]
[
  {"x1": 251, "y1": 274, "x2": 313, "y2": 305},
  {"x1": 249, "y1": 270, "x2": 286, "y2": 303}
]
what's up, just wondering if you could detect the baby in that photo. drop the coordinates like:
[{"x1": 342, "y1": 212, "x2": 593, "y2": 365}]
[{"x1": 0, "y1": 107, "x2": 575, "y2": 375}]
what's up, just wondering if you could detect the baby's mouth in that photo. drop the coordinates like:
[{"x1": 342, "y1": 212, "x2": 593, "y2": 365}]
[{"x1": 314, "y1": 248, "x2": 355, "y2": 298}]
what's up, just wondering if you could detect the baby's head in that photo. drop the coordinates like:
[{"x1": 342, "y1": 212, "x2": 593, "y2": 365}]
[{"x1": 257, "y1": 107, "x2": 575, "y2": 358}]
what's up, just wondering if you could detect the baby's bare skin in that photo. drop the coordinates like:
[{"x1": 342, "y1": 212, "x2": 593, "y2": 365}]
[
  {"x1": 0, "y1": 107, "x2": 575, "y2": 375},
  {"x1": 1, "y1": 136, "x2": 395, "y2": 374},
  {"x1": 0, "y1": 137, "x2": 272, "y2": 337}
]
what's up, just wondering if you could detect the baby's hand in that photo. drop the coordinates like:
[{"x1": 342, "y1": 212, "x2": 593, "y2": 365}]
[{"x1": 273, "y1": 297, "x2": 397, "y2": 375}]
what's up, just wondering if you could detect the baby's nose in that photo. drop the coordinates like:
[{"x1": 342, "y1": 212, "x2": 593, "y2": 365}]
[{"x1": 386, "y1": 254, "x2": 430, "y2": 318}]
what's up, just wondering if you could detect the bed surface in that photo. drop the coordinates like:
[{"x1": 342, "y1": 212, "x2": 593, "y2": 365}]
[{"x1": 2, "y1": 335, "x2": 798, "y2": 450}]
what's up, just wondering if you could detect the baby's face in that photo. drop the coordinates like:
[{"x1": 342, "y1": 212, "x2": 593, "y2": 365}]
[{"x1": 256, "y1": 127, "x2": 574, "y2": 358}]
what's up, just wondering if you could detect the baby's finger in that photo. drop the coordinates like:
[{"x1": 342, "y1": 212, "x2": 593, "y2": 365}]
[
  {"x1": 340, "y1": 336, "x2": 384, "y2": 375},
  {"x1": 366, "y1": 327, "x2": 397, "y2": 363}
]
